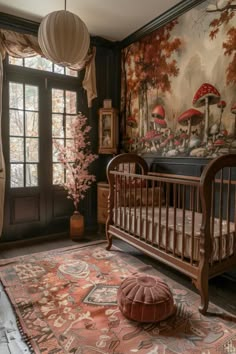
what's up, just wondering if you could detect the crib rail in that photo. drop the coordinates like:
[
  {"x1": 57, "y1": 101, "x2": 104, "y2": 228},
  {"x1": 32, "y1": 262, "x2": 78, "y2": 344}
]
[{"x1": 109, "y1": 169, "x2": 202, "y2": 266}]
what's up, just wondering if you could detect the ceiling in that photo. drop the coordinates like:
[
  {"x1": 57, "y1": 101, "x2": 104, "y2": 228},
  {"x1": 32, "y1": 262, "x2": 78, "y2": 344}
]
[{"x1": 0, "y1": 0, "x2": 182, "y2": 41}]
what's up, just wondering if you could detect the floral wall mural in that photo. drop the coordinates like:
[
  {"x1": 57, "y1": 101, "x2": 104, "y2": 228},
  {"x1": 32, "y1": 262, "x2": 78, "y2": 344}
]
[{"x1": 121, "y1": 0, "x2": 236, "y2": 158}]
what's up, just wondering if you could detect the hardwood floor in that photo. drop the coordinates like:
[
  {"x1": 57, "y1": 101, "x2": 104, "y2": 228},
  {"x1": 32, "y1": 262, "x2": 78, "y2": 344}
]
[{"x1": 0, "y1": 232, "x2": 235, "y2": 316}]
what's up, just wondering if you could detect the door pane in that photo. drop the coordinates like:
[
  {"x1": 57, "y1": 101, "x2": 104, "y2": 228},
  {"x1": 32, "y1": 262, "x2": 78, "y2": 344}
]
[
  {"x1": 9, "y1": 82, "x2": 39, "y2": 188},
  {"x1": 25, "y1": 112, "x2": 39, "y2": 137},
  {"x1": 52, "y1": 89, "x2": 64, "y2": 113},
  {"x1": 53, "y1": 139, "x2": 64, "y2": 162},
  {"x1": 9, "y1": 83, "x2": 23, "y2": 109},
  {"x1": 26, "y1": 138, "x2": 39, "y2": 162},
  {"x1": 11, "y1": 164, "x2": 24, "y2": 188},
  {"x1": 10, "y1": 137, "x2": 24, "y2": 162},
  {"x1": 52, "y1": 114, "x2": 64, "y2": 138},
  {"x1": 25, "y1": 85, "x2": 38, "y2": 111},
  {"x1": 66, "y1": 116, "x2": 74, "y2": 138},
  {"x1": 26, "y1": 164, "x2": 38, "y2": 187},
  {"x1": 10, "y1": 110, "x2": 24, "y2": 136},
  {"x1": 66, "y1": 91, "x2": 76, "y2": 114},
  {"x1": 53, "y1": 163, "x2": 64, "y2": 185}
]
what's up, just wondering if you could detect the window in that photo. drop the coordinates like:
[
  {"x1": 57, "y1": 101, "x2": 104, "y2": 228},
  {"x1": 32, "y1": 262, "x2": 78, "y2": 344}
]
[
  {"x1": 9, "y1": 55, "x2": 77, "y2": 77},
  {"x1": 52, "y1": 88, "x2": 77, "y2": 185},
  {"x1": 9, "y1": 82, "x2": 39, "y2": 188}
]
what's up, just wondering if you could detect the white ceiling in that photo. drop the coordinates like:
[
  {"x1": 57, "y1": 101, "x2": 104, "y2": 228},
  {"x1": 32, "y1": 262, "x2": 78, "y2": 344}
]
[{"x1": 0, "y1": 0, "x2": 182, "y2": 41}]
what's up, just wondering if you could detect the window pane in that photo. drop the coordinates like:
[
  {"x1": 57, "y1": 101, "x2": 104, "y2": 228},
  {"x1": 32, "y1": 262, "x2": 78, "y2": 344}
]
[
  {"x1": 53, "y1": 139, "x2": 64, "y2": 162},
  {"x1": 66, "y1": 91, "x2": 76, "y2": 114},
  {"x1": 25, "y1": 85, "x2": 38, "y2": 111},
  {"x1": 9, "y1": 56, "x2": 23, "y2": 66},
  {"x1": 9, "y1": 82, "x2": 23, "y2": 109},
  {"x1": 11, "y1": 164, "x2": 24, "y2": 188},
  {"x1": 52, "y1": 89, "x2": 64, "y2": 113},
  {"x1": 10, "y1": 137, "x2": 24, "y2": 162},
  {"x1": 25, "y1": 112, "x2": 39, "y2": 137},
  {"x1": 53, "y1": 163, "x2": 64, "y2": 185},
  {"x1": 66, "y1": 116, "x2": 74, "y2": 138},
  {"x1": 26, "y1": 138, "x2": 39, "y2": 162},
  {"x1": 26, "y1": 164, "x2": 38, "y2": 186},
  {"x1": 52, "y1": 114, "x2": 64, "y2": 138},
  {"x1": 54, "y1": 64, "x2": 65, "y2": 75},
  {"x1": 65, "y1": 67, "x2": 77, "y2": 77},
  {"x1": 10, "y1": 110, "x2": 24, "y2": 136},
  {"x1": 24, "y1": 55, "x2": 52, "y2": 72}
]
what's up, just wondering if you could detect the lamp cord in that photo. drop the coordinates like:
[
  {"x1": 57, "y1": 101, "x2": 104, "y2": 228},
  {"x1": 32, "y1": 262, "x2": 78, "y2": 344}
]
[{"x1": 65, "y1": 0, "x2": 67, "y2": 11}]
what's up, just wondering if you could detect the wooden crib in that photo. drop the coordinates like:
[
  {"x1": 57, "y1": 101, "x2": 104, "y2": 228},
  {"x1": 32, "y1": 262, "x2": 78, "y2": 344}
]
[{"x1": 105, "y1": 153, "x2": 236, "y2": 314}]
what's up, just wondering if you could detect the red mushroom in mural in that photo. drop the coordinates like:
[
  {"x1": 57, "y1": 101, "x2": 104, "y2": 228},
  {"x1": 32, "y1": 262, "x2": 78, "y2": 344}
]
[
  {"x1": 180, "y1": 131, "x2": 188, "y2": 148},
  {"x1": 152, "y1": 105, "x2": 165, "y2": 130},
  {"x1": 144, "y1": 130, "x2": 160, "y2": 151},
  {"x1": 231, "y1": 104, "x2": 236, "y2": 139},
  {"x1": 154, "y1": 117, "x2": 167, "y2": 131},
  {"x1": 214, "y1": 138, "x2": 225, "y2": 154},
  {"x1": 127, "y1": 116, "x2": 138, "y2": 128},
  {"x1": 217, "y1": 100, "x2": 226, "y2": 130},
  {"x1": 177, "y1": 108, "x2": 203, "y2": 146},
  {"x1": 193, "y1": 83, "x2": 221, "y2": 143}
]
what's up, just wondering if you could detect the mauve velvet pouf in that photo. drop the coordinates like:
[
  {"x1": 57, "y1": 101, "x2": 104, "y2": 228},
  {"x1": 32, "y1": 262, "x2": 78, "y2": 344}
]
[{"x1": 117, "y1": 274, "x2": 176, "y2": 322}]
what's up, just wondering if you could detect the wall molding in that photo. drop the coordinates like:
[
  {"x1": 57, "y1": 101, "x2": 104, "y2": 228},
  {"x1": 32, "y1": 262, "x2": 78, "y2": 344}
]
[{"x1": 119, "y1": 0, "x2": 207, "y2": 48}]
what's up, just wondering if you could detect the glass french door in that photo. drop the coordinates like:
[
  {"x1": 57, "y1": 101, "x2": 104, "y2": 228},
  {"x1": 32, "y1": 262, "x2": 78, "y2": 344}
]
[{"x1": 2, "y1": 72, "x2": 79, "y2": 240}]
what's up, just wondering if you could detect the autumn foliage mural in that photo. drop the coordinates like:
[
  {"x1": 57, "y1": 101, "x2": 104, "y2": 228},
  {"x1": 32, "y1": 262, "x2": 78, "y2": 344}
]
[{"x1": 121, "y1": 0, "x2": 236, "y2": 158}]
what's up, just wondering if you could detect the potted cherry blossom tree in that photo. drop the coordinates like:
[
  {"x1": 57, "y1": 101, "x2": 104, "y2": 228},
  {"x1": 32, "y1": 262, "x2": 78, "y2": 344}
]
[{"x1": 54, "y1": 113, "x2": 98, "y2": 240}]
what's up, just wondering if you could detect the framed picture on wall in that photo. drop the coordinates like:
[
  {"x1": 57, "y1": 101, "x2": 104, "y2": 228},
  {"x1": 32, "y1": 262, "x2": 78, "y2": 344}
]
[{"x1": 99, "y1": 108, "x2": 118, "y2": 154}]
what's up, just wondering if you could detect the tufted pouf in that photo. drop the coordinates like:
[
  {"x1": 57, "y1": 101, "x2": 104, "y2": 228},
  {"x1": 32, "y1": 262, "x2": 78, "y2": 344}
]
[{"x1": 117, "y1": 274, "x2": 176, "y2": 322}]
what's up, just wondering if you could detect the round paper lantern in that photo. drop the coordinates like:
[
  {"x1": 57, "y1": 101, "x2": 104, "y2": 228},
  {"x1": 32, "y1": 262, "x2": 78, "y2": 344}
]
[{"x1": 38, "y1": 10, "x2": 90, "y2": 66}]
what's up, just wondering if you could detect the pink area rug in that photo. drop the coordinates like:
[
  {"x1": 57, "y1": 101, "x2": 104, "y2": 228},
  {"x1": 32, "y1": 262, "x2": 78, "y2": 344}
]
[{"x1": 0, "y1": 240, "x2": 235, "y2": 354}]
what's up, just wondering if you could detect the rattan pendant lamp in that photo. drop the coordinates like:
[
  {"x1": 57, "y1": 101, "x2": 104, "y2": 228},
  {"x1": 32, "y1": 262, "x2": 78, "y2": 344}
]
[{"x1": 38, "y1": 0, "x2": 90, "y2": 66}]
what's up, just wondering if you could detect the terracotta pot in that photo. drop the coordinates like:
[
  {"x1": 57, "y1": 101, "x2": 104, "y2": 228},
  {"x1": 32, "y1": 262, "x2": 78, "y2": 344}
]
[{"x1": 70, "y1": 211, "x2": 84, "y2": 240}]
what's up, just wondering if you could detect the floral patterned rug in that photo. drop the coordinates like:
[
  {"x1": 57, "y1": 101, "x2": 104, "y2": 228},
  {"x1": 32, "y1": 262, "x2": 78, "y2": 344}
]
[{"x1": 0, "y1": 240, "x2": 235, "y2": 354}]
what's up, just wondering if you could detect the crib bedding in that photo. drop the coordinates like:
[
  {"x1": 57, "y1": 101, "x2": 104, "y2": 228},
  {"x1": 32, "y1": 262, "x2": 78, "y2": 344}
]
[{"x1": 113, "y1": 207, "x2": 235, "y2": 261}]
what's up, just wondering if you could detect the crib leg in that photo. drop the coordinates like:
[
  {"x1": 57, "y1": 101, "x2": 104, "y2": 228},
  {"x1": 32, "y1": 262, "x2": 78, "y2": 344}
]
[
  {"x1": 106, "y1": 224, "x2": 112, "y2": 250},
  {"x1": 195, "y1": 272, "x2": 209, "y2": 315}
]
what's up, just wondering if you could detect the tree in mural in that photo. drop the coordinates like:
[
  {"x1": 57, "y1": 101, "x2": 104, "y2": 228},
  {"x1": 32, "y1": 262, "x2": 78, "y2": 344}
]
[
  {"x1": 123, "y1": 20, "x2": 181, "y2": 138},
  {"x1": 208, "y1": 0, "x2": 236, "y2": 85}
]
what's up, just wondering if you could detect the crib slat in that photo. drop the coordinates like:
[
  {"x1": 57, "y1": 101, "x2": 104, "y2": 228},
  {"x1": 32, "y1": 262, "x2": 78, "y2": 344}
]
[
  {"x1": 134, "y1": 178, "x2": 137, "y2": 237},
  {"x1": 226, "y1": 168, "x2": 231, "y2": 259},
  {"x1": 124, "y1": 175, "x2": 127, "y2": 230},
  {"x1": 181, "y1": 185, "x2": 186, "y2": 260},
  {"x1": 178, "y1": 184, "x2": 181, "y2": 208},
  {"x1": 173, "y1": 184, "x2": 177, "y2": 257},
  {"x1": 210, "y1": 181, "x2": 215, "y2": 266},
  {"x1": 196, "y1": 186, "x2": 200, "y2": 212},
  {"x1": 128, "y1": 175, "x2": 131, "y2": 234},
  {"x1": 165, "y1": 183, "x2": 170, "y2": 253},
  {"x1": 158, "y1": 181, "x2": 162, "y2": 249},
  {"x1": 139, "y1": 181, "x2": 143, "y2": 240},
  {"x1": 145, "y1": 183, "x2": 148, "y2": 242},
  {"x1": 219, "y1": 169, "x2": 223, "y2": 262},
  {"x1": 115, "y1": 174, "x2": 118, "y2": 225},
  {"x1": 151, "y1": 180, "x2": 155, "y2": 245},
  {"x1": 191, "y1": 186, "x2": 195, "y2": 265}
]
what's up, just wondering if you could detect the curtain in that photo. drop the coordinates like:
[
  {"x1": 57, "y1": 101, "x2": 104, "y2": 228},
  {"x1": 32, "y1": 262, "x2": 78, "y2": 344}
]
[{"x1": 0, "y1": 29, "x2": 97, "y2": 236}]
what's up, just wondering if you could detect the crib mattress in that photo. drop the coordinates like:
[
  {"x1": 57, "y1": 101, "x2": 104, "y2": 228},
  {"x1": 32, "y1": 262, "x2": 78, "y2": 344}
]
[{"x1": 113, "y1": 207, "x2": 235, "y2": 261}]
